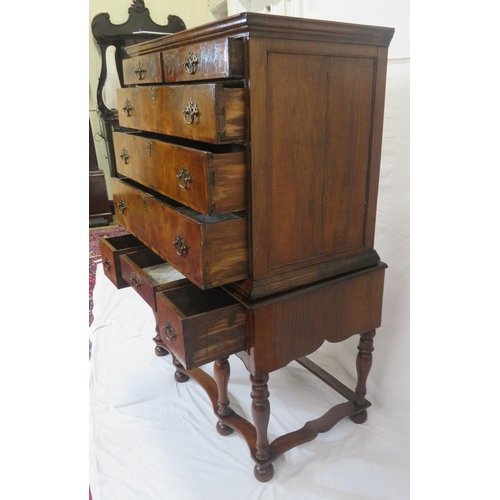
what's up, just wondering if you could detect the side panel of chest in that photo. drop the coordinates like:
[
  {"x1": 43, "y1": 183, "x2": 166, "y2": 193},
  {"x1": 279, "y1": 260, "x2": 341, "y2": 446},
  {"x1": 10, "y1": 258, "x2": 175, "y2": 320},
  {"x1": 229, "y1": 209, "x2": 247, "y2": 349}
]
[{"x1": 248, "y1": 38, "x2": 388, "y2": 292}]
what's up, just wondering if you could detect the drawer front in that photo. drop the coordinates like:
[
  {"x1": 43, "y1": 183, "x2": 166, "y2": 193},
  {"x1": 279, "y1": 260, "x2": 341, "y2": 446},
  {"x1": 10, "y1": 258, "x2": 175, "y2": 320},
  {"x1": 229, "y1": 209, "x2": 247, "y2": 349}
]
[
  {"x1": 155, "y1": 283, "x2": 247, "y2": 369},
  {"x1": 111, "y1": 177, "x2": 248, "y2": 289},
  {"x1": 119, "y1": 248, "x2": 188, "y2": 310},
  {"x1": 162, "y1": 37, "x2": 244, "y2": 83},
  {"x1": 99, "y1": 234, "x2": 146, "y2": 289},
  {"x1": 116, "y1": 84, "x2": 245, "y2": 144},
  {"x1": 123, "y1": 53, "x2": 163, "y2": 85},
  {"x1": 114, "y1": 132, "x2": 246, "y2": 215}
]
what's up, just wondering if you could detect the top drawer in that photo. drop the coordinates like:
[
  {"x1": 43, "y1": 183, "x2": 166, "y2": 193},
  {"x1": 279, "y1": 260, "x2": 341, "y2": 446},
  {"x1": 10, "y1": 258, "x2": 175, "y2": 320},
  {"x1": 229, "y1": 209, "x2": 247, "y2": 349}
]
[
  {"x1": 116, "y1": 83, "x2": 245, "y2": 144},
  {"x1": 162, "y1": 37, "x2": 244, "y2": 83},
  {"x1": 123, "y1": 52, "x2": 163, "y2": 85}
]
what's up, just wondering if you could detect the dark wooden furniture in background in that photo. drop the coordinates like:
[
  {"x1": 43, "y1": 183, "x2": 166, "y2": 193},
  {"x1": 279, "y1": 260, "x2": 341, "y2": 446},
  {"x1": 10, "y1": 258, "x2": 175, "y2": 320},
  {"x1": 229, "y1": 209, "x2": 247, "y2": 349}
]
[
  {"x1": 89, "y1": 121, "x2": 113, "y2": 226},
  {"x1": 90, "y1": 0, "x2": 186, "y2": 182},
  {"x1": 99, "y1": 13, "x2": 394, "y2": 482}
]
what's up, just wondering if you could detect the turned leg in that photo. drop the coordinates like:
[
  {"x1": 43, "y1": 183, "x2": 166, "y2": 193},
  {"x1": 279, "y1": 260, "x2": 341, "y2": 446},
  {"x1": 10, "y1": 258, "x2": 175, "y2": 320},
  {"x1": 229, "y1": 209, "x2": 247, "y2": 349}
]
[
  {"x1": 214, "y1": 357, "x2": 234, "y2": 436},
  {"x1": 153, "y1": 327, "x2": 169, "y2": 357},
  {"x1": 350, "y1": 330, "x2": 376, "y2": 424},
  {"x1": 250, "y1": 373, "x2": 274, "y2": 482},
  {"x1": 172, "y1": 354, "x2": 190, "y2": 383}
]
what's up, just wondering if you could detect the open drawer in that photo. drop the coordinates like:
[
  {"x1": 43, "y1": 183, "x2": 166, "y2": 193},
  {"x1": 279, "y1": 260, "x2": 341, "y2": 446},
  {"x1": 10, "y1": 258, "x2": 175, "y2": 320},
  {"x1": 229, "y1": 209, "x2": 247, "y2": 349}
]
[
  {"x1": 123, "y1": 52, "x2": 163, "y2": 85},
  {"x1": 155, "y1": 283, "x2": 247, "y2": 370},
  {"x1": 120, "y1": 248, "x2": 189, "y2": 311},
  {"x1": 113, "y1": 131, "x2": 246, "y2": 216},
  {"x1": 116, "y1": 83, "x2": 245, "y2": 144},
  {"x1": 112, "y1": 177, "x2": 248, "y2": 289},
  {"x1": 99, "y1": 234, "x2": 146, "y2": 289}
]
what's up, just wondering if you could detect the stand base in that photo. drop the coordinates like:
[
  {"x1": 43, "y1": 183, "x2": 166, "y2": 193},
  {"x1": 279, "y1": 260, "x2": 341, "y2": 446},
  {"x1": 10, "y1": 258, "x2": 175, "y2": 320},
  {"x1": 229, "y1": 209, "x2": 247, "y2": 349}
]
[{"x1": 154, "y1": 336, "x2": 371, "y2": 482}]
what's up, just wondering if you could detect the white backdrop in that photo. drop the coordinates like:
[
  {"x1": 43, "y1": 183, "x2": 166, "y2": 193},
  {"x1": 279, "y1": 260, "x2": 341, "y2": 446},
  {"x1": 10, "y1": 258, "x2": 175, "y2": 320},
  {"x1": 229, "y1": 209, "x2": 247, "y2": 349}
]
[{"x1": 89, "y1": 57, "x2": 410, "y2": 499}]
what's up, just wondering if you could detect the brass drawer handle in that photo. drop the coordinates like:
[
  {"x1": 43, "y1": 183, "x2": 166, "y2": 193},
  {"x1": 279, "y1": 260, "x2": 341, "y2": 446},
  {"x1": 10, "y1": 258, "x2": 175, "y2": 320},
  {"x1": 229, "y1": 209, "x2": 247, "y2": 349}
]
[
  {"x1": 183, "y1": 48, "x2": 198, "y2": 75},
  {"x1": 117, "y1": 198, "x2": 127, "y2": 215},
  {"x1": 120, "y1": 147, "x2": 129, "y2": 164},
  {"x1": 134, "y1": 60, "x2": 146, "y2": 80},
  {"x1": 183, "y1": 99, "x2": 199, "y2": 125},
  {"x1": 123, "y1": 98, "x2": 133, "y2": 117},
  {"x1": 176, "y1": 166, "x2": 192, "y2": 189},
  {"x1": 151, "y1": 87, "x2": 157, "y2": 104},
  {"x1": 103, "y1": 257, "x2": 112, "y2": 271},
  {"x1": 130, "y1": 272, "x2": 142, "y2": 290},
  {"x1": 147, "y1": 139, "x2": 152, "y2": 156},
  {"x1": 163, "y1": 320, "x2": 177, "y2": 342},
  {"x1": 172, "y1": 234, "x2": 188, "y2": 256}
]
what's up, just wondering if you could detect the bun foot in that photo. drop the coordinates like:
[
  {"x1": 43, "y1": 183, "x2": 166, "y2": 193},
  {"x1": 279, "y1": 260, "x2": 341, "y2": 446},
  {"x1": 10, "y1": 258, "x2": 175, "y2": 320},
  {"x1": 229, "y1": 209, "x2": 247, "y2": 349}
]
[
  {"x1": 174, "y1": 370, "x2": 190, "y2": 383},
  {"x1": 350, "y1": 410, "x2": 368, "y2": 424},
  {"x1": 154, "y1": 346, "x2": 169, "y2": 357},
  {"x1": 216, "y1": 420, "x2": 234, "y2": 436},
  {"x1": 254, "y1": 463, "x2": 274, "y2": 482}
]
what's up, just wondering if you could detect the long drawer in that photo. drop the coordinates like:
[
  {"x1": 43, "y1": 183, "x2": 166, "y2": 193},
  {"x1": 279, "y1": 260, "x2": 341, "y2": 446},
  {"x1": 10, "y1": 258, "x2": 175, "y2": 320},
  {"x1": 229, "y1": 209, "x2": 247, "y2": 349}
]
[
  {"x1": 113, "y1": 132, "x2": 246, "y2": 215},
  {"x1": 111, "y1": 177, "x2": 248, "y2": 289},
  {"x1": 116, "y1": 83, "x2": 245, "y2": 144}
]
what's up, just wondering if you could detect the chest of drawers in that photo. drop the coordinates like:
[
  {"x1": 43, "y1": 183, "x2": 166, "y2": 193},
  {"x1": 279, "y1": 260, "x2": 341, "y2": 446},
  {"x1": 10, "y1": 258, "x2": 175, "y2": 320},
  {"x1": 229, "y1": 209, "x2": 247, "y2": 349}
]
[{"x1": 100, "y1": 12, "x2": 394, "y2": 482}]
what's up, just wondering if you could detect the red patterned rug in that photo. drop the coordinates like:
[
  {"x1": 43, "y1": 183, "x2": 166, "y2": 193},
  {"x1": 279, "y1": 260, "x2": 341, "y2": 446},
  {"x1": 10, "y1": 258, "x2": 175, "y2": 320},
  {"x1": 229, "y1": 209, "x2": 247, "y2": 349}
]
[
  {"x1": 89, "y1": 224, "x2": 128, "y2": 500},
  {"x1": 89, "y1": 225, "x2": 128, "y2": 327}
]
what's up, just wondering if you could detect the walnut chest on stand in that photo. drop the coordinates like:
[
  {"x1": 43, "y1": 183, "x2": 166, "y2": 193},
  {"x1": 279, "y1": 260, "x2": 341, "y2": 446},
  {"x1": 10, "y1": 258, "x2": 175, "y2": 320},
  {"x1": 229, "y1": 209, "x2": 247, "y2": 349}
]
[{"x1": 99, "y1": 12, "x2": 394, "y2": 482}]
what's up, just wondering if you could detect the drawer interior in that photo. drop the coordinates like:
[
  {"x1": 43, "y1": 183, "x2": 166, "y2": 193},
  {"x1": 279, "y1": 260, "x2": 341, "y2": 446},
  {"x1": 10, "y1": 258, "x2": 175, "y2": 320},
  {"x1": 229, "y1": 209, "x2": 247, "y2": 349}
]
[
  {"x1": 162, "y1": 283, "x2": 240, "y2": 317},
  {"x1": 120, "y1": 248, "x2": 188, "y2": 311},
  {"x1": 118, "y1": 131, "x2": 245, "y2": 154},
  {"x1": 103, "y1": 233, "x2": 143, "y2": 251},
  {"x1": 120, "y1": 177, "x2": 245, "y2": 224},
  {"x1": 123, "y1": 248, "x2": 186, "y2": 286},
  {"x1": 175, "y1": 206, "x2": 243, "y2": 224}
]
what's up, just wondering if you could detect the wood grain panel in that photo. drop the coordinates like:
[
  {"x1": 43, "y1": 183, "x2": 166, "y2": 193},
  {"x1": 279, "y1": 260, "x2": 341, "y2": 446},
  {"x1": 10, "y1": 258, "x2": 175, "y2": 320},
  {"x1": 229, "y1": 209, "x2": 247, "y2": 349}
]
[
  {"x1": 238, "y1": 264, "x2": 386, "y2": 376},
  {"x1": 266, "y1": 53, "x2": 375, "y2": 269},
  {"x1": 249, "y1": 36, "x2": 387, "y2": 293},
  {"x1": 320, "y1": 56, "x2": 374, "y2": 254},
  {"x1": 267, "y1": 52, "x2": 328, "y2": 267}
]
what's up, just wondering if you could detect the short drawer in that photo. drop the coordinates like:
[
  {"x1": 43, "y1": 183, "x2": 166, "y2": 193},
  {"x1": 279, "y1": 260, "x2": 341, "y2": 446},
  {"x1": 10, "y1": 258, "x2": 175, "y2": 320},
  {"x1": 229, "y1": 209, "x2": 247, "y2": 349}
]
[
  {"x1": 99, "y1": 234, "x2": 146, "y2": 289},
  {"x1": 123, "y1": 53, "x2": 163, "y2": 85},
  {"x1": 162, "y1": 37, "x2": 244, "y2": 83},
  {"x1": 112, "y1": 177, "x2": 248, "y2": 289},
  {"x1": 120, "y1": 248, "x2": 188, "y2": 311},
  {"x1": 155, "y1": 283, "x2": 247, "y2": 369},
  {"x1": 116, "y1": 83, "x2": 245, "y2": 144},
  {"x1": 113, "y1": 131, "x2": 246, "y2": 215}
]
